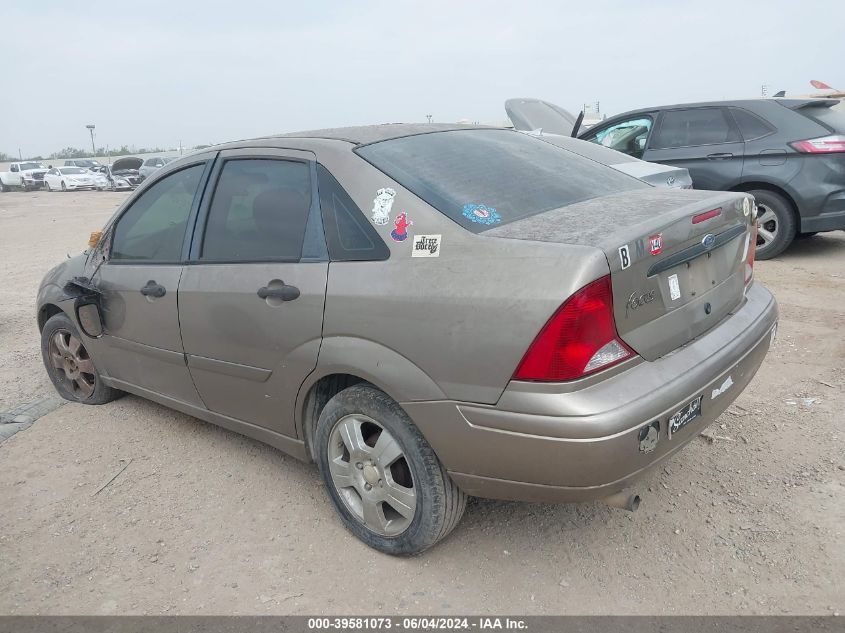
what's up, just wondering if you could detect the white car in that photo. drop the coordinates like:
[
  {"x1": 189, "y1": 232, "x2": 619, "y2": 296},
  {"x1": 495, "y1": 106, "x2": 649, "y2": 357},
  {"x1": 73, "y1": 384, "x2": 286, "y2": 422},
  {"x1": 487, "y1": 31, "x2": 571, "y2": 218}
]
[{"x1": 43, "y1": 166, "x2": 98, "y2": 191}]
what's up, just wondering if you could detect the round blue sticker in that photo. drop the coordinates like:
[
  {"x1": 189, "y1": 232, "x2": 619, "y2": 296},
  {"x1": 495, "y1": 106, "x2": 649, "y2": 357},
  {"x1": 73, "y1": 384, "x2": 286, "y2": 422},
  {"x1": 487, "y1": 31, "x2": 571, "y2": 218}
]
[{"x1": 462, "y1": 204, "x2": 501, "y2": 225}]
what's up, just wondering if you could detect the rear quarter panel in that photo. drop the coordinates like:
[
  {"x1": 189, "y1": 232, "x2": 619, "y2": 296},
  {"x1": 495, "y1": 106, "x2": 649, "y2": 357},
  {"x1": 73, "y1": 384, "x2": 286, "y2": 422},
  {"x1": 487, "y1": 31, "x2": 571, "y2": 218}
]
[{"x1": 310, "y1": 142, "x2": 610, "y2": 405}]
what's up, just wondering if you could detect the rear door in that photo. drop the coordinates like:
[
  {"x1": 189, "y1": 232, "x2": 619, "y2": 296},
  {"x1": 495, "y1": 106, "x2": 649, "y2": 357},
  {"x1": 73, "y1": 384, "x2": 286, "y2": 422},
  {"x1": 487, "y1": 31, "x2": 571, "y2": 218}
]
[
  {"x1": 177, "y1": 149, "x2": 328, "y2": 437},
  {"x1": 93, "y1": 157, "x2": 213, "y2": 404},
  {"x1": 643, "y1": 107, "x2": 744, "y2": 189}
]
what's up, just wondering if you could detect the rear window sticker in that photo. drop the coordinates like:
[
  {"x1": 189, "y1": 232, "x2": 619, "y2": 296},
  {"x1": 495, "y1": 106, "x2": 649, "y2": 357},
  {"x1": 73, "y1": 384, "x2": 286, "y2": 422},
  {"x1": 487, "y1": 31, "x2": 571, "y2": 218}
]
[
  {"x1": 391, "y1": 212, "x2": 412, "y2": 242},
  {"x1": 412, "y1": 234, "x2": 441, "y2": 257},
  {"x1": 370, "y1": 187, "x2": 396, "y2": 225},
  {"x1": 462, "y1": 203, "x2": 501, "y2": 226},
  {"x1": 668, "y1": 273, "x2": 681, "y2": 301},
  {"x1": 619, "y1": 244, "x2": 631, "y2": 269}
]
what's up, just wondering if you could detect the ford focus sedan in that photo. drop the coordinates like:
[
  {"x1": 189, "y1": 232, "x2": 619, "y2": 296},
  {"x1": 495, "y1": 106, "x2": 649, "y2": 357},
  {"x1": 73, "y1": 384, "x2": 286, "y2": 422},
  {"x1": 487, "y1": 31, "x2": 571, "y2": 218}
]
[{"x1": 37, "y1": 124, "x2": 778, "y2": 555}]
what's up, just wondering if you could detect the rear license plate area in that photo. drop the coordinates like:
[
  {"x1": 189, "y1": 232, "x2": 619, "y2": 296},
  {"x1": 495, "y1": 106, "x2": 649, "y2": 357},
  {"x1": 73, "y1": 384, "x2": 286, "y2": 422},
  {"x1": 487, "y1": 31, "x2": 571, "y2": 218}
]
[{"x1": 667, "y1": 395, "x2": 703, "y2": 437}]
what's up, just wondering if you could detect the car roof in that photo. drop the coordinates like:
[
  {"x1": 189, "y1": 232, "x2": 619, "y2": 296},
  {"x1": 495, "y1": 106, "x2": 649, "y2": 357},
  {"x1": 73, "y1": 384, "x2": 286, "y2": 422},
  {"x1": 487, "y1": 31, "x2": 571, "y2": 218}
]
[
  {"x1": 217, "y1": 123, "x2": 495, "y2": 149},
  {"x1": 596, "y1": 98, "x2": 833, "y2": 123}
]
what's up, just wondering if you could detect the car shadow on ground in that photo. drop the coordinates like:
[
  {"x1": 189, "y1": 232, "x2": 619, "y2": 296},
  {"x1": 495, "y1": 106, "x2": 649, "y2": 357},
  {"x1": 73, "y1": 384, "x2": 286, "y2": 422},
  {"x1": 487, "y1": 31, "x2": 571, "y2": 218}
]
[{"x1": 777, "y1": 232, "x2": 845, "y2": 260}]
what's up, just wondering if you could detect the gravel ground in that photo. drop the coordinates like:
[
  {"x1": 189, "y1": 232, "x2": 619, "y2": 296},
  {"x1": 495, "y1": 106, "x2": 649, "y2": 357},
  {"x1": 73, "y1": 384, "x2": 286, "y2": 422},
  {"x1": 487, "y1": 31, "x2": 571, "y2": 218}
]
[{"x1": 0, "y1": 191, "x2": 842, "y2": 615}]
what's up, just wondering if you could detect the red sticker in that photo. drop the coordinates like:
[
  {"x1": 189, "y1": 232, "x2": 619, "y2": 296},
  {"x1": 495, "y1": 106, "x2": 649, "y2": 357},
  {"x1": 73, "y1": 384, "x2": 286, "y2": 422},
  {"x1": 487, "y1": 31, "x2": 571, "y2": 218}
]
[{"x1": 649, "y1": 233, "x2": 663, "y2": 255}]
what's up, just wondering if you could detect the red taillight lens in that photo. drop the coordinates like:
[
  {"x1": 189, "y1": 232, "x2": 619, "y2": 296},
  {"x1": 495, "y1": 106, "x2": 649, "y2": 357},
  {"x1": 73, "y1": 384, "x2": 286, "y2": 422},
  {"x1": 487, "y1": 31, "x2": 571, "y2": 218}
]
[
  {"x1": 692, "y1": 208, "x2": 722, "y2": 224},
  {"x1": 513, "y1": 275, "x2": 635, "y2": 382},
  {"x1": 745, "y1": 223, "x2": 757, "y2": 285},
  {"x1": 789, "y1": 135, "x2": 845, "y2": 154}
]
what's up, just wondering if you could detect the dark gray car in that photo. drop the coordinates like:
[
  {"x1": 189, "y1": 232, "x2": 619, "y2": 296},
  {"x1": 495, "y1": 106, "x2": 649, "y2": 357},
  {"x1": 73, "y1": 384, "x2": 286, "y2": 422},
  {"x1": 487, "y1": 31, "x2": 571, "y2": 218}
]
[
  {"x1": 579, "y1": 99, "x2": 845, "y2": 259},
  {"x1": 37, "y1": 125, "x2": 778, "y2": 554}
]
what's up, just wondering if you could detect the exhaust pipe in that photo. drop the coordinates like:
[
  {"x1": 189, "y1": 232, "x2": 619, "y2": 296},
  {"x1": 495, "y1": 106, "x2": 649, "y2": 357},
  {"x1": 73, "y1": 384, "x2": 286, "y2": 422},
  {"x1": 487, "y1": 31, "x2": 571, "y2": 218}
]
[{"x1": 600, "y1": 491, "x2": 641, "y2": 512}]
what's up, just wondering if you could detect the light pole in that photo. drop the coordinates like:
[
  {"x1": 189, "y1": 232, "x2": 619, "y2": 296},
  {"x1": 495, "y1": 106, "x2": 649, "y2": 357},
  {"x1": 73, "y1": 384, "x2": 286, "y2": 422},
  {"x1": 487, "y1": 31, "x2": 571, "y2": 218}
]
[{"x1": 86, "y1": 124, "x2": 96, "y2": 156}]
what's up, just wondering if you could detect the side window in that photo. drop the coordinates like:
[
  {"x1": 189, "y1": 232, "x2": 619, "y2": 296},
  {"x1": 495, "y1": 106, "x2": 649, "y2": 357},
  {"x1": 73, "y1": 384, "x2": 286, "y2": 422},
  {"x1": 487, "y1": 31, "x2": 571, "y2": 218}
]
[
  {"x1": 200, "y1": 159, "x2": 311, "y2": 262},
  {"x1": 317, "y1": 164, "x2": 389, "y2": 261},
  {"x1": 111, "y1": 164, "x2": 204, "y2": 262},
  {"x1": 144, "y1": 159, "x2": 155, "y2": 166},
  {"x1": 729, "y1": 108, "x2": 775, "y2": 141},
  {"x1": 10, "y1": 165, "x2": 18, "y2": 172},
  {"x1": 652, "y1": 108, "x2": 741, "y2": 149},
  {"x1": 584, "y1": 117, "x2": 653, "y2": 158}
]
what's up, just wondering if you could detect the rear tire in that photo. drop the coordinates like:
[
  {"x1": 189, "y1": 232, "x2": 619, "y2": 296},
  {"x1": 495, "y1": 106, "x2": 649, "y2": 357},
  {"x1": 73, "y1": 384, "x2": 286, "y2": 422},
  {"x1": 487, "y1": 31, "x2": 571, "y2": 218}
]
[
  {"x1": 0, "y1": 182, "x2": 8, "y2": 193},
  {"x1": 41, "y1": 313, "x2": 122, "y2": 405},
  {"x1": 314, "y1": 384, "x2": 466, "y2": 555},
  {"x1": 750, "y1": 189, "x2": 796, "y2": 260}
]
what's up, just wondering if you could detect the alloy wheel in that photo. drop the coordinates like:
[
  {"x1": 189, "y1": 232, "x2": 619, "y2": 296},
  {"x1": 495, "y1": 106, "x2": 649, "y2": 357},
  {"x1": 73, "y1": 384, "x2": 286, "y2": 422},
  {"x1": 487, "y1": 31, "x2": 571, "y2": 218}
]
[
  {"x1": 327, "y1": 414, "x2": 417, "y2": 536},
  {"x1": 756, "y1": 203, "x2": 779, "y2": 249},
  {"x1": 49, "y1": 329, "x2": 96, "y2": 399}
]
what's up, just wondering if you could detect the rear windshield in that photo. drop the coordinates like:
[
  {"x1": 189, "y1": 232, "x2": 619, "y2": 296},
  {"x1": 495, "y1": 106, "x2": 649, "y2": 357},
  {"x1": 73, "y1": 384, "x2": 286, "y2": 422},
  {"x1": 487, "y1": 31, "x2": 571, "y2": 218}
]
[
  {"x1": 796, "y1": 102, "x2": 845, "y2": 133},
  {"x1": 356, "y1": 129, "x2": 647, "y2": 232}
]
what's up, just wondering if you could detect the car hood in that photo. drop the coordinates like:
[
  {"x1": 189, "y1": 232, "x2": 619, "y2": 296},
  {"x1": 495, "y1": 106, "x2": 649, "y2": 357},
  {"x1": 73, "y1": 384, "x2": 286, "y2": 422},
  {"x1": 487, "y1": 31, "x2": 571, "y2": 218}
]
[
  {"x1": 111, "y1": 157, "x2": 142, "y2": 171},
  {"x1": 506, "y1": 97, "x2": 577, "y2": 136},
  {"x1": 22, "y1": 168, "x2": 48, "y2": 175}
]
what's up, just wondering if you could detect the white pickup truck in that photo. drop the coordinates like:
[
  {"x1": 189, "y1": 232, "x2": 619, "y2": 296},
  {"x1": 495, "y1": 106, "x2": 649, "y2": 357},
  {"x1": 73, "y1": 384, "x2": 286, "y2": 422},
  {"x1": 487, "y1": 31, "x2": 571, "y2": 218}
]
[{"x1": 0, "y1": 161, "x2": 49, "y2": 191}]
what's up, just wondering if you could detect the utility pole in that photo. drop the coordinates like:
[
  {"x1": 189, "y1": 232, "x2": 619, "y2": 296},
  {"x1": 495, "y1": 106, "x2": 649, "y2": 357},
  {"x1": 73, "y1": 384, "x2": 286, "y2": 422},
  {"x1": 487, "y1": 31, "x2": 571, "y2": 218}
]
[
  {"x1": 18, "y1": 148, "x2": 22, "y2": 160},
  {"x1": 86, "y1": 124, "x2": 96, "y2": 156}
]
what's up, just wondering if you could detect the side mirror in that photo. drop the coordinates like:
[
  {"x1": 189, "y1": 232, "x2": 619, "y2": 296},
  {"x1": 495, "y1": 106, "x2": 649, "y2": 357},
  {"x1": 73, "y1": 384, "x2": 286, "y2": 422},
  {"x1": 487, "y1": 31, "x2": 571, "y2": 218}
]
[{"x1": 75, "y1": 297, "x2": 104, "y2": 338}]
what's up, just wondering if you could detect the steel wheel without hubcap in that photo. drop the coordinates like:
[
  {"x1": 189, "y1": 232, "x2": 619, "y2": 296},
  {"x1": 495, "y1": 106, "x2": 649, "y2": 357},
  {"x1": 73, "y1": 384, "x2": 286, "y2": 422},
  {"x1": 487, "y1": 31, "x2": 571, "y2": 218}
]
[
  {"x1": 327, "y1": 414, "x2": 416, "y2": 536},
  {"x1": 48, "y1": 329, "x2": 96, "y2": 399},
  {"x1": 756, "y1": 203, "x2": 778, "y2": 249}
]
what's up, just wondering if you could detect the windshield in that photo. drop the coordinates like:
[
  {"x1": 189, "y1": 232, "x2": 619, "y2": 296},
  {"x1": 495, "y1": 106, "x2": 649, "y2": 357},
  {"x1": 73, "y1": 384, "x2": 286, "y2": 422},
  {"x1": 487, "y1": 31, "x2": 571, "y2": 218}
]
[
  {"x1": 19, "y1": 162, "x2": 44, "y2": 170},
  {"x1": 60, "y1": 167, "x2": 87, "y2": 175},
  {"x1": 356, "y1": 129, "x2": 647, "y2": 232}
]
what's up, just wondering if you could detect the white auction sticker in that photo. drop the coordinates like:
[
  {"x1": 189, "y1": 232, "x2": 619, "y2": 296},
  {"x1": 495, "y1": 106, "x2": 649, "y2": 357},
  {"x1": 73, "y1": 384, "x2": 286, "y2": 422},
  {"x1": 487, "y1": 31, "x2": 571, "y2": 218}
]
[
  {"x1": 411, "y1": 234, "x2": 441, "y2": 257},
  {"x1": 668, "y1": 273, "x2": 681, "y2": 301}
]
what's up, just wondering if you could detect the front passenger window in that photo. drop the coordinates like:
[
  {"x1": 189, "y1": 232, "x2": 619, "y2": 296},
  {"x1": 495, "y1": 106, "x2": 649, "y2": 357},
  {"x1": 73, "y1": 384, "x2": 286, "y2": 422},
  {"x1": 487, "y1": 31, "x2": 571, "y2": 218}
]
[
  {"x1": 111, "y1": 165, "x2": 204, "y2": 261},
  {"x1": 584, "y1": 117, "x2": 653, "y2": 158}
]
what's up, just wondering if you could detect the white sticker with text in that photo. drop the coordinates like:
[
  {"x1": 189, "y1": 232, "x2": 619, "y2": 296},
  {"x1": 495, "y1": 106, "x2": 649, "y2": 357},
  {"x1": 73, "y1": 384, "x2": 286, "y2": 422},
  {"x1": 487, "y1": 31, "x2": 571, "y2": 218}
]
[
  {"x1": 412, "y1": 234, "x2": 441, "y2": 257},
  {"x1": 711, "y1": 375, "x2": 734, "y2": 400},
  {"x1": 668, "y1": 273, "x2": 681, "y2": 301}
]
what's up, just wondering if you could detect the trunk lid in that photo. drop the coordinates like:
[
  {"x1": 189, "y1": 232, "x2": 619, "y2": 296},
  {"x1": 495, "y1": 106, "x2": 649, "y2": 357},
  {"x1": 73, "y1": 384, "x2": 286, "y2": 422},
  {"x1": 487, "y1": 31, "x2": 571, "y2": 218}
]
[{"x1": 486, "y1": 188, "x2": 755, "y2": 360}]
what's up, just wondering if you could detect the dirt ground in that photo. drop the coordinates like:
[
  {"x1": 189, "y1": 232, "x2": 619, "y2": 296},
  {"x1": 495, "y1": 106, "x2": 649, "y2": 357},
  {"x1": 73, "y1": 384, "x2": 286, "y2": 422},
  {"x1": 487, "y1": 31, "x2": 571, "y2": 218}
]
[{"x1": 0, "y1": 191, "x2": 842, "y2": 615}]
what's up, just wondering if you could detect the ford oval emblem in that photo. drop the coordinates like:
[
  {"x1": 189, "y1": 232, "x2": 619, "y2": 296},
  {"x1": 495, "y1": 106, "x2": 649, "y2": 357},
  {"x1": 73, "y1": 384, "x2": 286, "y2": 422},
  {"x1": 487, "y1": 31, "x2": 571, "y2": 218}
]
[{"x1": 702, "y1": 234, "x2": 716, "y2": 250}]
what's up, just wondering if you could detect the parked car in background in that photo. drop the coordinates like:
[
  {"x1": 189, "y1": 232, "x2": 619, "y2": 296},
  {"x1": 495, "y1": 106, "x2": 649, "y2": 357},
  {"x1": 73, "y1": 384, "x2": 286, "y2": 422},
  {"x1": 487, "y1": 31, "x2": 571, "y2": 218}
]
[
  {"x1": 90, "y1": 165, "x2": 135, "y2": 191},
  {"x1": 0, "y1": 161, "x2": 48, "y2": 191},
  {"x1": 37, "y1": 124, "x2": 777, "y2": 554},
  {"x1": 506, "y1": 98, "x2": 693, "y2": 189},
  {"x1": 138, "y1": 156, "x2": 176, "y2": 180},
  {"x1": 64, "y1": 159, "x2": 102, "y2": 170},
  {"x1": 43, "y1": 166, "x2": 97, "y2": 191},
  {"x1": 109, "y1": 157, "x2": 144, "y2": 187},
  {"x1": 579, "y1": 99, "x2": 845, "y2": 258}
]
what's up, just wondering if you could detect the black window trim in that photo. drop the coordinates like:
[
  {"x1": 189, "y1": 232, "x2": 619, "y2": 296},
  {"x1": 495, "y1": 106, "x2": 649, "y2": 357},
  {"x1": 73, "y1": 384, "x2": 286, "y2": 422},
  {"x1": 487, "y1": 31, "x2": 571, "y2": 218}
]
[
  {"x1": 315, "y1": 162, "x2": 390, "y2": 262},
  {"x1": 105, "y1": 157, "x2": 215, "y2": 266},
  {"x1": 648, "y1": 106, "x2": 742, "y2": 151},
  {"x1": 185, "y1": 149, "x2": 327, "y2": 266},
  {"x1": 727, "y1": 107, "x2": 777, "y2": 142}
]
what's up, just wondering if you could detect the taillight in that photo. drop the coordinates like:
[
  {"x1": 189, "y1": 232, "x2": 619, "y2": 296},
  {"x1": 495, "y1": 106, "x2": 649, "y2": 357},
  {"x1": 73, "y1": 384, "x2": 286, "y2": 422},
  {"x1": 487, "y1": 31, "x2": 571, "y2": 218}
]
[
  {"x1": 512, "y1": 275, "x2": 635, "y2": 382},
  {"x1": 744, "y1": 223, "x2": 757, "y2": 285},
  {"x1": 789, "y1": 134, "x2": 845, "y2": 154}
]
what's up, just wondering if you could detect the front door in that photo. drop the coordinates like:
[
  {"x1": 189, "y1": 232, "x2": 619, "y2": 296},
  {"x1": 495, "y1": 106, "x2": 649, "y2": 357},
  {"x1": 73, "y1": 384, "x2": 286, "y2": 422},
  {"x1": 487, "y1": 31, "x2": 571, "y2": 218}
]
[
  {"x1": 93, "y1": 160, "x2": 210, "y2": 405},
  {"x1": 177, "y1": 149, "x2": 328, "y2": 437},
  {"x1": 643, "y1": 107, "x2": 745, "y2": 190}
]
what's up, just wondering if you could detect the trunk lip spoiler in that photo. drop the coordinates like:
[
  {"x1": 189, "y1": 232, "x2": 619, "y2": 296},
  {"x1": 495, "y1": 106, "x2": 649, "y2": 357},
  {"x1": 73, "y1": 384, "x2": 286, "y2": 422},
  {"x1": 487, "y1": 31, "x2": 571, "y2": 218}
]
[{"x1": 646, "y1": 224, "x2": 747, "y2": 277}]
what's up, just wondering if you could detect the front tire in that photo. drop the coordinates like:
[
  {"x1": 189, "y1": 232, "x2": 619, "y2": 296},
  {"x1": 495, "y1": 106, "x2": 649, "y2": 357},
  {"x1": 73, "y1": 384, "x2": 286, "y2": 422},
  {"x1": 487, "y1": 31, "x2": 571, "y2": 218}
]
[
  {"x1": 61, "y1": 181, "x2": 67, "y2": 191},
  {"x1": 315, "y1": 384, "x2": 466, "y2": 555},
  {"x1": 45, "y1": 180, "x2": 52, "y2": 192},
  {"x1": 750, "y1": 189, "x2": 797, "y2": 260},
  {"x1": 41, "y1": 313, "x2": 122, "y2": 405}
]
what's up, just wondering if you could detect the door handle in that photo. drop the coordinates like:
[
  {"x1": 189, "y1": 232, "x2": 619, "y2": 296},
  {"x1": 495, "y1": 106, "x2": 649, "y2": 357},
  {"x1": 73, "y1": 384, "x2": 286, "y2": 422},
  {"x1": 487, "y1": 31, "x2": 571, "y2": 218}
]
[
  {"x1": 706, "y1": 152, "x2": 733, "y2": 160},
  {"x1": 140, "y1": 280, "x2": 166, "y2": 298},
  {"x1": 257, "y1": 283, "x2": 300, "y2": 302}
]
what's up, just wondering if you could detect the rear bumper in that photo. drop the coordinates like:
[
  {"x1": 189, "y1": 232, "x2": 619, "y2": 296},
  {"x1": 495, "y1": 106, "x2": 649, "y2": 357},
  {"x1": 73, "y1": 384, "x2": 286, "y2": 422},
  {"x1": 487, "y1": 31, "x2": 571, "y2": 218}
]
[{"x1": 403, "y1": 283, "x2": 778, "y2": 503}]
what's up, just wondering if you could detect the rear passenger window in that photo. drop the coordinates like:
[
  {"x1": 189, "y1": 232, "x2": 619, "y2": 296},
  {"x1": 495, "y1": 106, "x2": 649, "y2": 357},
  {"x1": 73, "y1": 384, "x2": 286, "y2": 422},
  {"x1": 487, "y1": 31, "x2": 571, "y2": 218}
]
[
  {"x1": 652, "y1": 108, "x2": 740, "y2": 148},
  {"x1": 730, "y1": 108, "x2": 775, "y2": 141},
  {"x1": 200, "y1": 159, "x2": 312, "y2": 262},
  {"x1": 317, "y1": 164, "x2": 389, "y2": 261}
]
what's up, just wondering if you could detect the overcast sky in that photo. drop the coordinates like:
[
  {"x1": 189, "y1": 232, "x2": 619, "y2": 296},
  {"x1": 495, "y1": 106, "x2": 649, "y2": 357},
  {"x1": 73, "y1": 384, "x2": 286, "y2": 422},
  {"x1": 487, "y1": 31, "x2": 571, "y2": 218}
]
[{"x1": 3, "y1": 0, "x2": 843, "y2": 157}]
